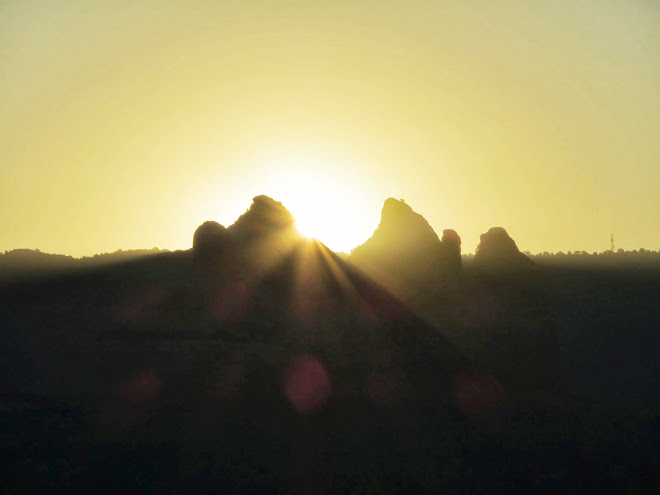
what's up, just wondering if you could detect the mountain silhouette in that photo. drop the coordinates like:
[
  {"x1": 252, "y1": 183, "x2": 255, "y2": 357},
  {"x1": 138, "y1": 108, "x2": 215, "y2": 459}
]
[
  {"x1": 347, "y1": 201, "x2": 561, "y2": 410},
  {"x1": 1, "y1": 196, "x2": 488, "y2": 492},
  {"x1": 473, "y1": 227, "x2": 534, "y2": 275},
  {"x1": 193, "y1": 195, "x2": 301, "y2": 279},
  {"x1": 228, "y1": 195, "x2": 297, "y2": 241},
  {"x1": 348, "y1": 198, "x2": 462, "y2": 301},
  {"x1": 1, "y1": 195, "x2": 656, "y2": 492}
]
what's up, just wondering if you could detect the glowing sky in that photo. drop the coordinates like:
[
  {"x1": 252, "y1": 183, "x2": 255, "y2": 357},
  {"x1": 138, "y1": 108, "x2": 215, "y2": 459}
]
[{"x1": 1, "y1": 1, "x2": 658, "y2": 256}]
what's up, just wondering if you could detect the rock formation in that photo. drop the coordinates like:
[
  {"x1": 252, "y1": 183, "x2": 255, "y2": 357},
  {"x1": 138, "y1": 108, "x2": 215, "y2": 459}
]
[
  {"x1": 439, "y1": 229, "x2": 462, "y2": 277},
  {"x1": 192, "y1": 195, "x2": 300, "y2": 268},
  {"x1": 228, "y1": 195, "x2": 297, "y2": 243},
  {"x1": 348, "y1": 199, "x2": 461, "y2": 298},
  {"x1": 192, "y1": 221, "x2": 230, "y2": 263},
  {"x1": 468, "y1": 227, "x2": 558, "y2": 392},
  {"x1": 473, "y1": 227, "x2": 534, "y2": 274},
  {"x1": 222, "y1": 195, "x2": 301, "y2": 274}
]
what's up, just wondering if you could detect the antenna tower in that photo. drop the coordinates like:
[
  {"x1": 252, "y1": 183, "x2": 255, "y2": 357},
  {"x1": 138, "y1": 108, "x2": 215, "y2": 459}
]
[{"x1": 611, "y1": 234, "x2": 615, "y2": 252}]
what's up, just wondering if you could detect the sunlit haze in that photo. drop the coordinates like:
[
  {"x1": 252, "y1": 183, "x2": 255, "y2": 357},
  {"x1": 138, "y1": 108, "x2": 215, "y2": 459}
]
[
  {"x1": 246, "y1": 152, "x2": 378, "y2": 253},
  {"x1": 1, "y1": 1, "x2": 658, "y2": 256}
]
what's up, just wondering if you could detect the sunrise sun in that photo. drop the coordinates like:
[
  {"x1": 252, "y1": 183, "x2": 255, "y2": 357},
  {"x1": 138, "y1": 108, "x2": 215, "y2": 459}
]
[{"x1": 252, "y1": 155, "x2": 377, "y2": 253}]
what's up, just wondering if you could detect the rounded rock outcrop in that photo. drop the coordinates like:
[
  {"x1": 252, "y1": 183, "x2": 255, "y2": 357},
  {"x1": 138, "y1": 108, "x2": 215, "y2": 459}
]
[
  {"x1": 192, "y1": 221, "x2": 230, "y2": 263},
  {"x1": 473, "y1": 227, "x2": 533, "y2": 272},
  {"x1": 474, "y1": 227, "x2": 533, "y2": 266}
]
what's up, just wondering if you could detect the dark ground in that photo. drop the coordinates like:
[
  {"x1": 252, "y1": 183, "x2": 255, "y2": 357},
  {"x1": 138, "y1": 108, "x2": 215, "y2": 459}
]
[{"x1": 0, "y1": 249, "x2": 657, "y2": 493}]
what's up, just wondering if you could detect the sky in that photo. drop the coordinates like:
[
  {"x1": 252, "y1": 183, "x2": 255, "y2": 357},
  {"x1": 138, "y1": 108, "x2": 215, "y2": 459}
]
[{"x1": 1, "y1": 0, "x2": 658, "y2": 256}]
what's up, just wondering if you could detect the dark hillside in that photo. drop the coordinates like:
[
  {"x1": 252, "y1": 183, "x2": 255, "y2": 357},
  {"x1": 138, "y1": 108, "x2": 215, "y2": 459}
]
[
  {"x1": 538, "y1": 264, "x2": 660, "y2": 403},
  {"x1": 1, "y1": 197, "x2": 657, "y2": 492},
  {"x1": 1, "y1": 214, "x2": 481, "y2": 493}
]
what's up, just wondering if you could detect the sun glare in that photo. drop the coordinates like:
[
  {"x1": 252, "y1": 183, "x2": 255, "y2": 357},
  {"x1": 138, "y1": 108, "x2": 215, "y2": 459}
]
[{"x1": 252, "y1": 155, "x2": 376, "y2": 253}]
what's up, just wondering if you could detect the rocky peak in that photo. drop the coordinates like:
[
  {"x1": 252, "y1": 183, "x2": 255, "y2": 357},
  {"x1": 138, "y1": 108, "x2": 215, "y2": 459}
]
[
  {"x1": 375, "y1": 199, "x2": 441, "y2": 249},
  {"x1": 228, "y1": 195, "x2": 297, "y2": 242},
  {"x1": 349, "y1": 198, "x2": 462, "y2": 297},
  {"x1": 473, "y1": 227, "x2": 533, "y2": 271}
]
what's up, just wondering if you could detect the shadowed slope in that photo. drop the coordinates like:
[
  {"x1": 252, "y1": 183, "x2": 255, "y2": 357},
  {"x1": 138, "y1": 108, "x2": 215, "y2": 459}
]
[
  {"x1": 1, "y1": 203, "x2": 483, "y2": 493},
  {"x1": 1, "y1": 195, "x2": 656, "y2": 492},
  {"x1": 240, "y1": 239, "x2": 469, "y2": 400}
]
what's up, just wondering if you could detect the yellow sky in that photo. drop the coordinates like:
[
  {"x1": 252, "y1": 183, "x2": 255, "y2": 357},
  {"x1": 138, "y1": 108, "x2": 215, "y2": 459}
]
[{"x1": 1, "y1": 1, "x2": 658, "y2": 256}]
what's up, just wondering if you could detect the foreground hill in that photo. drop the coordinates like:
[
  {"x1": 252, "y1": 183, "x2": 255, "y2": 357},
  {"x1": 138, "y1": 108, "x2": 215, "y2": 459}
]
[
  {"x1": 0, "y1": 196, "x2": 656, "y2": 492},
  {"x1": 1, "y1": 197, "x2": 479, "y2": 493}
]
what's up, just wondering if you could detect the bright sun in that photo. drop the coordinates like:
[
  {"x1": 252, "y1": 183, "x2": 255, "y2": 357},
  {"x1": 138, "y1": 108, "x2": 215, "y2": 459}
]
[{"x1": 253, "y1": 156, "x2": 376, "y2": 253}]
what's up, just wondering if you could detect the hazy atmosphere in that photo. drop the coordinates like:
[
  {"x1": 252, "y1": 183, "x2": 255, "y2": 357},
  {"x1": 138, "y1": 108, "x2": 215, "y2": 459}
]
[
  {"x1": 2, "y1": 0, "x2": 658, "y2": 256},
  {"x1": 2, "y1": 3, "x2": 658, "y2": 491}
]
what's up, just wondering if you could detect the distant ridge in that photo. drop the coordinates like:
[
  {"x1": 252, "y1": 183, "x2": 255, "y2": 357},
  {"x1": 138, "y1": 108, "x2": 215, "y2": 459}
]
[
  {"x1": 0, "y1": 247, "x2": 168, "y2": 284},
  {"x1": 5, "y1": 192, "x2": 660, "y2": 288}
]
